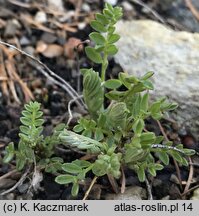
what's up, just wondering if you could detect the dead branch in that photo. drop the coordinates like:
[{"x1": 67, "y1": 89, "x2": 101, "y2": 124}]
[
  {"x1": 0, "y1": 40, "x2": 85, "y2": 109},
  {"x1": 185, "y1": 0, "x2": 199, "y2": 22}
]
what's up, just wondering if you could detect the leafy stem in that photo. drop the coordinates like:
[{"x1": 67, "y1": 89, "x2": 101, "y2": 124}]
[{"x1": 101, "y1": 53, "x2": 108, "y2": 82}]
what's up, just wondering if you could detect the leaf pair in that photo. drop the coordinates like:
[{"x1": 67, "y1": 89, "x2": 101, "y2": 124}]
[{"x1": 55, "y1": 160, "x2": 92, "y2": 197}]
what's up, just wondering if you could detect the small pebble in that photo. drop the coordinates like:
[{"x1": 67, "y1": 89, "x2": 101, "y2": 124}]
[
  {"x1": 34, "y1": 11, "x2": 47, "y2": 23},
  {"x1": 82, "y1": 3, "x2": 91, "y2": 12},
  {"x1": 41, "y1": 32, "x2": 57, "y2": 44},
  {"x1": 17, "y1": 183, "x2": 29, "y2": 194},
  {"x1": 23, "y1": 46, "x2": 35, "y2": 56},
  {"x1": 121, "y1": 1, "x2": 134, "y2": 11},
  {"x1": 170, "y1": 174, "x2": 180, "y2": 184},
  {"x1": 104, "y1": 0, "x2": 118, "y2": 6},
  {"x1": 4, "y1": 19, "x2": 20, "y2": 36},
  {"x1": 78, "y1": 22, "x2": 87, "y2": 30},
  {"x1": 20, "y1": 36, "x2": 31, "y2": 46}
]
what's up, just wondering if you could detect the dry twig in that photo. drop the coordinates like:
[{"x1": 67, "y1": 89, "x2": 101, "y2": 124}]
[
  {"x1": 185, "y1": 0, "x2": 199, "y2": 21},
  {"x1": 0, "y1": 166, "x2": 31, "y2": 196},
  {"x1": 182, "y1": 157, "x2": 194, "y2": 198},
  {"x1": 120, "y1": 166, "x2": 126, "y2": 194},
  {"x1": 145, "y1": 175, "x2": 153, "y2": 200},
  {"x1": 0, "y1": 169, "x2": 18, "y2": 181},
  {"x1": 83, "y1": 176, "x2": 98, "y2": 200},
  {"x1": 67, "y1": 95, "x2": 84, "y2": 126},
  {"x1": 0, "y1": 40, "x2": 85, "y2": 109},
  {"x1": 130, "y1": 0, "x2": 167, "y2": 25}
]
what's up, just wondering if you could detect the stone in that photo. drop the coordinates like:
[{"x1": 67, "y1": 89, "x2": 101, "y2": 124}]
[
  {"x1": 105, "y1": 186, "x2": 147, "y2": 200},
  {"x1": 158, "y1": 0, "x2": 199, "y2": 32},
  {"x1": 82, "y1": 3, "x2": 91, "y2": 13},
  {"x1": 34, "y1": 11, "x2": 47, "y2": 23},
  {"x1": 104, "y1": 0, "x2": 118, "y2": 6},
  {"x1": 115, "y1": 20, "x2": 199, "y2": 140},
  {"x1": 47, "y1": 0, "x2": 64, "y2": 12},
  {"x1": 4, "y1": 19, "x2": 21, "y2": 36},
  {"x1": 191, "y1": 188, "x2": 199, "y2": 200},
  {"x1": 41, "y1": 32, "x2": 57, "y2": 44},
  {"x1": 121, "y1": 1, "x2": 134, "y2": 11},
  {"x1": 19, "y1": 36, "x2": 31, "y2": 46}
]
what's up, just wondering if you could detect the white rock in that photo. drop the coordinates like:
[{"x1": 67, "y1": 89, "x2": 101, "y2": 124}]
[
  {"x1": 82, "y1": 3, "x2": 91, "y2": 13},
  {"x1": 34, "y1": 11, "x2": 47, "y2": 23},
  {"x1": 115, "y1": 20, "x2": 199, "y2": 139},
  {"x1": 121, "y1": 1, "x2": 134, "y2": 11},
  {"x1": 105, "y1": 186, "x2": 147, "y2": 200},
  {"x1": 104, "y1": 0, "x2": 118, "y2": 6},
  {"x1": 47, "y1": 0, "x2": 64, "y2": 11}
]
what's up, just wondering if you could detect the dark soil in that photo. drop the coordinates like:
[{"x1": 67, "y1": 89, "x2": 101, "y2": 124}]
[{"x1": 0, "y1": 0, "x2": 198, "y2": 200}]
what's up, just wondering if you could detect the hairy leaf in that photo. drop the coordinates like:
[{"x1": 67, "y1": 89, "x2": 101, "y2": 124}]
[
  {"x1": 82, "y1": 69, "x2": 104, "y2": 116},
  {"x1": 85, "y1": 47, "x2": 102, "y2": 64}
]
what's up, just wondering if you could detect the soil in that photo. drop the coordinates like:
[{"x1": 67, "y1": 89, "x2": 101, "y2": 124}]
[{"x1": 0, "y1": 0, "x2": 198, "y2": 200}]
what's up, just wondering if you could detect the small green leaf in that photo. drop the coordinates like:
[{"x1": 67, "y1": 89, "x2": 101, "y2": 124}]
[
  {"x1": 141, "y1": 80, "x2": 154, "y2": 90},
  {"x1": 167, "y1": 103, "x2": 178, "y2": 110},
  {"x1": 92, "y1": 160, "x2": 107, "y2": 176},
  {"x1": 170, "y1": 151, "x2": 183, "y2": 163},
  {"x1": 137, "y1": 166, "x2": 145, "y2": 182},
  {"x1": 108, "y1": 34, "x2": 120, "y2": 44},
  {"x1": 73, "y1": 125, "x2": 84, "y2": 133},
  {"x1": 140, "y1": 132, "x2": 156, "y2": 145},
  {"x1": 141, "y1": 71, "x2": 154, "y2": 80},
  {"x1": 105, "y1": 2, "x2": 114, "y2": 12},
  {"x1": 106, "y1": 44, "x2": 118, "y2": 55},
  {"x1": 62, "y1": 163, "x2": 82, "y2": 174},
  {"x1": 140, "y1": 93, "x2": 149, "y2": 112},
  {"x1": 104, "y1": 79, "x2": 122, "y2": 89},
  {"x1": 157, "y1": 152, "x2": 169, "y2": 165},
  {"x1": 51, "y1": 157, "x2": 64, "y2": 163},
  {"x1": 154, "y1": 164, "x2": 164, "y2": 170},
  {"x1": 73, "y1": 159, "x2": 91, "y2": 168},
  {"x1": 107, "y1": 102, "x2": 128, "y2": 129},
  {"x1": 155, "y1": 136, "x2": 164, "y2": 144},
  {"x1": 132, "y1": 119, "x2": 144, "y2": 135},
  {"x1": 124, "y1": 146, "x2": 143, "y2": 163},
  {"x1": 148, "y1": 166, "x2": 156, "y2": 176},
  {"x1": 150, "y1": 101, "x2": 161, "y2": 114},
  {"x1": 3, "y1": 142, "x2": 15, "y2": 163},
  {"x1": 103, "y1": 9, "x2": 113, "y2": 18},
  {"x1": 125, "y1": 75, "x2": 139, "y2": 84},
  {"x1": 16, "y1": 152, "x2": 26, "y2": 171},
  {"x1": 90, "y1": 20, "x2": 107, "y2": 32},
  {"x1": 20, "y1": 117, "x2": 30, "y2": 126},
  {"x1": 118, "y1": 72, "x2": 131, "y2": 89},
  {"x1": 89, "y1": 32, "x2": 106, "y2": 45},
  {"x1": 183, "y1": 148, "x2": 195, "y2": 156},
  {"x1": 105, "y1": 90, "x2": 126, "y2": 100},
  {"x1": 82, "y1": 129, "x2": 92, "y2": 138},
  {"x1": 94, "y1": 128, "x2": 104, "y2": 141},
  {"x1": 97, "y1": 114, "x2": 107, "y2": 128},
  {"x1": 95, "y1": 13, "x2": 109, "y2": 25},
  {"x1": 71, "y1": 183, "x2": 79, "y2": 197},
  {"x1": 108, "y1": 26, "x2": 116, "y2": 34},
  {"x1": 85, "y1": 47, "x2": 102, "y2": 64},
  {"x1": 34, "y1": 119, "x2": 45, "y2": 126},
  {"x1": 21, "y1": 110, "x2": 31, "y2": 118},
  {"x1": 181, "y1": 157, "x2": 189, "y2": 166},
  {"x1": 55, "y1": 174, "x2": 75, "y2": 184},
  {"x1": 54, "y1": 123, "x2": 66, "y2": 131}
]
